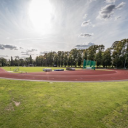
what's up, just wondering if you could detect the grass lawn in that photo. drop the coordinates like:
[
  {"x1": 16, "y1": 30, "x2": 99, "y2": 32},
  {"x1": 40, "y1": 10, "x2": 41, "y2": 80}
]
[
  {"x1": 2, "y1": 67, "x2": 82, "y2": 73},
  {"x1": 0, "y1": 79, "x2": 128, "y2": 128}
]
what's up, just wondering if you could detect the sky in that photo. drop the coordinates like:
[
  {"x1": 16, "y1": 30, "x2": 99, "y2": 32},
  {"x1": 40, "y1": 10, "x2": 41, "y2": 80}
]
[{"x1": 0, "y1": 0, "x2": 128, "y2": 59}]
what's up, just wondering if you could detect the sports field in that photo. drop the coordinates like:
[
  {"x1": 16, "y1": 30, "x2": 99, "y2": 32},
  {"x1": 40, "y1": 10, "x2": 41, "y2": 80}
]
[
  {"x1": 2, "y1": 66, "x2": 70, "y2": 73},
  {"x1": 3, "y1": 66, "x2": 83, "y2": 73},
  {"x1": 0, "y1": 67, "x2": 128, "y2": 127},
  {"x1": 1, "y1": 67, "x2": 128, "y2": 81},
  {"x1": 0, "y1": 79, "x2": 128, "y2": 128}
]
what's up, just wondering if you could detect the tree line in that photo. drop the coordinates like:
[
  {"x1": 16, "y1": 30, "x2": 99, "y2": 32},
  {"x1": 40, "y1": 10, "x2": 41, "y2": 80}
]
[{"x1": 0, "y1": 39, "x2": 128, "y2": 68}]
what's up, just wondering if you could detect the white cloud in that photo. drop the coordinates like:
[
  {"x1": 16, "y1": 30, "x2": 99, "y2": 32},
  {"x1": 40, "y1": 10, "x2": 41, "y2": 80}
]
[
  {"x1": 115, "y1": 16, "x2": 121, "y2": 20},
  {"x1": 0, "y1": 55, "x2": 8, "y2": 58},
  {"x1": 0, "y1": 44, "x2": 18, "y2": 50},
  {"x1": 83, "y1": 14, "x2": 88, "y2": 19},
  {"x1": 21, "y1": 48, "x2": 38, "y2": 56},
  {"x1": 106, "y1": 0, "x2": 116, "y2": 3},
  {"x1": 21, "y1": 51, "x2": 26, "y2": 53},
  {"x1": 14, "y1": 56, "x2": 19, "y2": 59},
  {"x1": 116, "y1": 2, "x2": 125, "y2": 9},
  {"x1": 92, "y1": 24, "x2": 95, "y2": 27},
  {"x1": 21, "y1": 52, "x2": 34, "y2": 56},
  {"x1": 20, "y1": 56, "x2": 27, "y2": 59},
  {"x1": 81, "y1": 20, "x2": 95, "y2": 27},
  {"x1": 0, "y1": 45, "x2": 4, "y2": 49},
  {"x1": 40, "y1": 52, "x2": 45, "y2": 55},
  {"x1": 81, "y1": 20, "x2": 91, "y2": 26},
  {"x1": 89, "y1": 0, "x2": 96, "y2": 2},
  {"x1": 6, "y1": 37, "x2": 10, "y2": 40},
  {"x1": 15, "y1": 38, "x2": 44, "y2": 41},
  {"x1": 27, "y1": 49, "x2": 37, "y2": 52},
  {"x1": 97, "y1": 4, "x2": 115, "y2": 19},
  {"x1": 80, "y1": 33, "x2": 94, "y2": 37},
  {"x1": 21, "y1": 53, "x2": 30, "y2": 55},
  {"x1": 40, "y1": 51, "x2": 49, "y2": 55},
  {"x1": 0, "y1": 0, "x2": 127, "y2": 59},
  {"x1": 98, "y1": 2, "x2": 125, "y2": 20}
]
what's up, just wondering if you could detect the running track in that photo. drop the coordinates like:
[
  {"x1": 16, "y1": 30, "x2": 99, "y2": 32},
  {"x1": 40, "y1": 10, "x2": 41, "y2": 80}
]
[{"x1": 0, "y1": 67, "x2": 128, "y2": 82}]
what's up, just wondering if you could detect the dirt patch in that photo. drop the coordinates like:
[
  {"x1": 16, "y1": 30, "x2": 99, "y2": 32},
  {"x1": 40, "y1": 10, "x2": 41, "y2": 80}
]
[
  {"x1": 13, "y1": 101, "x2": 20, "y2": 107},
  {"x1": 5, "y1": 103, "x2": 14, "y2": 111}
]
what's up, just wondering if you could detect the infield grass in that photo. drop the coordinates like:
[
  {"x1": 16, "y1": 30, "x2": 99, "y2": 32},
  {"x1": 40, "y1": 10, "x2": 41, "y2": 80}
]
[
  {"x1": 0, "y1": 79, "x2": 128, "y2": 128},
  {"x1": 2, "y1": 67, "x2": 81, "y2": 73}
]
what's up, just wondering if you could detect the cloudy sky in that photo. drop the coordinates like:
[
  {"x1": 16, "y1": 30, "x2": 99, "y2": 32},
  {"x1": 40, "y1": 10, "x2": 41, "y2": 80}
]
[{"x1": 0, "y1": 0, "x2": 128, "y2": 59}]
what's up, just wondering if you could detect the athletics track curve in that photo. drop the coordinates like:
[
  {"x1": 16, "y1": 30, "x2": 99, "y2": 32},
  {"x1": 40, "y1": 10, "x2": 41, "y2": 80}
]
[{"x1": 0, "y1": 68, "x2": 128, "y2": 82}]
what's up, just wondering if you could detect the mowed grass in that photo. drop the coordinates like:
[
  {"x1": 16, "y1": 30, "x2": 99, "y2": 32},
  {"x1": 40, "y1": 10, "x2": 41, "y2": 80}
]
[
  {"x1": 2, "y1": 67, "x2": 82, "y2": 73},
  {"x1": 0, "y1": 79, "x2": 128, "y2": 128}
]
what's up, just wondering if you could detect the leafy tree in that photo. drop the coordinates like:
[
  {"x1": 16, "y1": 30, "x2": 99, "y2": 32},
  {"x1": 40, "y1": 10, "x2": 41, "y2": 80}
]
[
  {"x1": 4, "y1": 38, "x2": 128, "y2": 69},
  {"x1": 88, "y1": 45, "x2": 98, "y2": 60},
  {"x1": 60, "y1": 51, "x2": 64, "y2": 67},
  {"x1": 111, "y1": 40, "x2": 127, "y2": 68},
  {"x1": 83, "y1": 50, "x2": 88, "y2": 60},
  {"x1": 102, "y1": 48, "x2": 112, "y2": 68},
  {"x1": 58, "y1": 51, "x2": 62, "y2": 67},
  {"x1": 53, "y1": 53, "x2": 58, "y2": 66},
  {"x1": 77, "y1": 51, "x2": 82, "y2": 67},
  {"x1": 63, "y1": 52, "x2": 68, "y2": 67},
  {"x1": 0, "y1": 58, "x2": 7, "y2": 66},
  {"x1": 95, "y1": 50, "x2": 102, "y2": 67},
  {"x1": 95, "y1": 45, "x2": 104, "y2": 67},
  {"x1": 30, "y1": 55, "x2": 33, "y2": 64},
  {"x1": 11, "y1": 56, "x2": 14, "y2": 66},
  {"x1": 70, "y1": 49, "x2": 78, "y2": 67},
  {"x1": 68, "y1": 54, "x2": 73, "y2": 67}
]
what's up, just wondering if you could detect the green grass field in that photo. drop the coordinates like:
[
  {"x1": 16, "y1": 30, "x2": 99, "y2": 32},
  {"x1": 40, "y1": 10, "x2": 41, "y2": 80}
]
[
  {"x1": 0, "y1": 79, "x2": 128, "y2": 128},
  {"x1": 2, "y1": 67, "x2": 82, "y2": 73},
  {"x1": 2, "y1": 67, "x2": 111, "y2": 73}
]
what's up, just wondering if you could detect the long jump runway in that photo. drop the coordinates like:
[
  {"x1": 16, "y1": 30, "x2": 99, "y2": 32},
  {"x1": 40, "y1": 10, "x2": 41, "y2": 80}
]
[{"x1": 0, "y1": 68, "x2": 128, "y2": 82}]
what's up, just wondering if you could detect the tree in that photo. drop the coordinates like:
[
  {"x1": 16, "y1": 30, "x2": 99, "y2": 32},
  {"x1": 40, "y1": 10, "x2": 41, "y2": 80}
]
[
  {"x1": 70, "y1": 49, "x2": 78, "y2": 67},
  {"x1": 63, "y1": 52, "x2": 68, "y2": 67},
  {"x1": 88, "y1": 45, "x2": 98, "y2": 60},
  {"x1": 14, "y1": 56, "x2": 19, "y2": 66},
  {"x1": 11, "y1": 56, "x2": 14, "y2": 66},
  {"x1": 95, "y1": 50, "x2": 102, "y2": 67},
  {"x1": 68, "y1": 54, "x2": 73, "y2": 67},
  {"x1": 58, "y1": 51, "x2": 62, "y2": 67},
  {"x1": 102, "y1": 48, "x2": 112, "y2": 68},
  {"x1": 30, "y1": 55, "x2": 33, "y2": 64},
  {"x1": 4, "y1": 38, "x2": 127, "y2": 68},
  {"x1": 83, "y1": 50, "x2": 88, "y2": 60},
  {"x1": 53, "y1": 53, "x2": 58, "y2": 66},
  {"x1": 77, "y1": 51, "x2": 82, "y2": 67},
  {"x1": 0, "y1": 58, "x2": 7, "y2": 66},
  {"x1": 95, "y1": 45, "x2": 104, "y2": 67},
  {"x1": 19, "y1": 59, "x2": 25, "y2": 66},
  {"x1": 111, "y1": 40, "x2": 126, "y2": 68}
]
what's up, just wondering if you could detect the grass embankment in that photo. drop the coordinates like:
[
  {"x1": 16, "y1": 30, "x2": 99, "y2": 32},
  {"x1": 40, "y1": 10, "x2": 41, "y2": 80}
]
[
  {"x1": 0, "y1": 79, "x2": 128, "y2": 128},
  {"x1": 2, "y1": 67, "x2": 81, "y2": 73}
]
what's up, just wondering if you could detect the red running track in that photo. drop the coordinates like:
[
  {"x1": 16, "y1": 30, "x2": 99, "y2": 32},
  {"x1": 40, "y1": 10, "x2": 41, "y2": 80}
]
[{"x1": 0, "y1": 68, "x2": 128, "y2": 82}]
